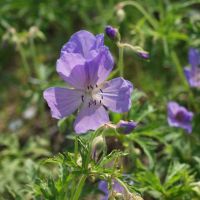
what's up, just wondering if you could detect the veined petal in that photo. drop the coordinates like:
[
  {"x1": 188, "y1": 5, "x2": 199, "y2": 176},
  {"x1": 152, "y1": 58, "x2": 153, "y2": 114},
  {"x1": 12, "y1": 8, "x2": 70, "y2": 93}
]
[
  {"x1": 56, "y1": 52, "x2": 85, "y2": 87},
  {"x1": 85, "y1": 47, "x2": 114, "y2": 86},
  {"x1": 61, "y1": 30, "x2": 104, "y2": 58},
  {"x1": 101, "y1": 77, "x2": 133, "y2": 113},
  {"x1": 74, "y1": 105, "x2": 109, "y2": 134},
  {"x1": 43, "y1": 87, "x2": 83, "y2": 119}
]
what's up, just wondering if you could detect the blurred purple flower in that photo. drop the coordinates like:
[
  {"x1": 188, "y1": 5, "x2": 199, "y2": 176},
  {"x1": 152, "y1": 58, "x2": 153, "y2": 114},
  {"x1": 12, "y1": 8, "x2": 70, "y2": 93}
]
[
  {"x1": 167, "y1": 101, "x2": 193, "y2": 133},
  {"x1": 105, "y1": 26, "x2": 118, "y2": 40},
  {"x1": 98, "y1": 179, "x2": 124, "y2": 200},
  {"x1": 184, "y1": 48, "x2": 200, "y2": 88},
  {"x1": 43, "y1": 30, "x2": 133, "y2": 134},
  {"x1": 116, "y1": 120, "x2": 137, "y2": 134}
]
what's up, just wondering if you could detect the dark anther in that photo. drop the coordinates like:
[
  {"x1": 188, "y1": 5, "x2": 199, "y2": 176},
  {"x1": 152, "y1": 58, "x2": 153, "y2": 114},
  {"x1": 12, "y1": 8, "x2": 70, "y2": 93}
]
[
  {"x1": 94, "y1": 100, "x2": 96, "y2": 105},
  {"x1": 96, "y1": 84, "x2": 98, "y2": 88},
  {"x1": 81, "y1": 95, "x2": 84, "y2": 102},
  {"x1": 101, "y1": 95, "x2": 103, "y2": 99},
  {"x1": 100, "y1": 89, "x2": 103, "y2": 93},
  {"x1": 90, "y1": 85, "x2": 93, "y2": 89},
  {"x1": 88, "y1": 102, "x2": 91, "y2": 107},
  {"x1": 87, "y1": 86, "x2": 90, "y2": 90},
  {"x1": 103, "y1": 105, "x2": 108, "y2": 111},
  {"x1": 100, "y1": 100, "x2": 102, "y2": 104}
]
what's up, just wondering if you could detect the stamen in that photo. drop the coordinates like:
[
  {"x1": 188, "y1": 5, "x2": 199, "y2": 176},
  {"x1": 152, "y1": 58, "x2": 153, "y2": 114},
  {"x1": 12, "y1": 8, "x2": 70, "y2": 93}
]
[
  {"x1": 88, "y1": 102, "x2": 91, "y2": 107},
  {"x1": 100, "y1": 89, "x2": 103, "y2": 93},
  {"x1": 81, "y1": 95, "x2": 84, "y2": 102},
  {"x1": 87, "y1": 86, "x2": 90, "y2": 90},
  {"x1": 96, "y1": 84, "x2": 98, "y2": 88},
  {"x1": 94, "y1": 100, "x2": 96, "y2": 105},
  {"x1": 100, "y1": 100, "x2": 102, "y2": 104},
  {"x1": 103, "y1": 105, "x2": 108, "y2": 111},
  {"x1": 90, "y1": 85, "x2": 93, "y2": 89},
  {"x1": 101, "y1": 95, "x2": 103, "y2": 99}
]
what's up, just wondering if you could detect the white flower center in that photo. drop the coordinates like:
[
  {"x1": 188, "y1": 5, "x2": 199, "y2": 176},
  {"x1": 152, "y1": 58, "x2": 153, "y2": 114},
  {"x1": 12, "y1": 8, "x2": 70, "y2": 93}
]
[{"x1": 81, "y1": 84, "x2": 104, "y2": 108}]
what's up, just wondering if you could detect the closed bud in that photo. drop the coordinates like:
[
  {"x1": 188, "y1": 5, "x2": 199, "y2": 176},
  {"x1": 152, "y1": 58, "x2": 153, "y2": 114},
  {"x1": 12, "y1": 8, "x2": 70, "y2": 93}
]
[
  {"x1": 105, "y1": 26, "x2": 119, "y2": 40},
  {"x1": 116, "y1": 120, "x2": 137, "y2": 134},
  {"x1": 116, "y1": 9, "x2": 126, "y2": 23},
  {"x1": 91, "y1": 135, "x2": 104, "y2": 161},
  {"x1": 137, "y1": 50, "x2": 149, "y2": 60}
]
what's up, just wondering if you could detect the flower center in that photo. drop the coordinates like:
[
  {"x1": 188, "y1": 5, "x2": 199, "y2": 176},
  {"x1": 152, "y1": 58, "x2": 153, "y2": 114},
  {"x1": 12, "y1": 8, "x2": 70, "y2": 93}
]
[
  {"x1": 81, "y1": 84, "x2": 104, "y2": 107},
  {"x1": 175, "y1": 111, "x2": 185, "y2": 122}
]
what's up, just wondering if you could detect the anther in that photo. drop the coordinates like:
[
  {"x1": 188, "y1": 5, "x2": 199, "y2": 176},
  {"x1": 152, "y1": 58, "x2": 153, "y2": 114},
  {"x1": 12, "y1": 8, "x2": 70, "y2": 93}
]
[
  {"x1": 90, "y1": 85, "x2": 93, "y2": 89},
  {"x1": 94, "y1": 100, "x2": 96, "y2": 105},
  {"x1": 100, "y1": 100, "x2": 102, "y2": 104},
  {"x1": 87, "y1": 86, "x2": 90, "y2": 90},
  {"x1": 100, "y1": 89, "x2": 103, "y2": 93},
  {"x1": 101, "y1": 95, "x2": 103, "y2": 100},
  {"x1": 96, "y1": 84, "x2": 98, "y2": 88},
  {"x1": 103, "y1": 105, "x2": 108, "y2": 111},
  {"x1": 88, "y1": 102, "x2": 91, "y2": 107},
  {"x1": 81, "y1": 95, "x2": 84, "y2": 102}
]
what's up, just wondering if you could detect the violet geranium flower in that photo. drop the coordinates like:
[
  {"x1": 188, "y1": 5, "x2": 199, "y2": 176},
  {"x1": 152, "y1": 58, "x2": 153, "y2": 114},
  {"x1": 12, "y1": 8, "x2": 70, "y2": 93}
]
[
  {"x1": 167, "y1": 101, "x2": 193, "y2": 133},
  {"x1": 43, "y1": 30, "x2": 133, "y2": 134},
  {"x1": 98, "y1": 180, "x2": 124, "y2": 200},
  {"x1": 184, "y1": 48, "x2": 200, "y2": 88}
]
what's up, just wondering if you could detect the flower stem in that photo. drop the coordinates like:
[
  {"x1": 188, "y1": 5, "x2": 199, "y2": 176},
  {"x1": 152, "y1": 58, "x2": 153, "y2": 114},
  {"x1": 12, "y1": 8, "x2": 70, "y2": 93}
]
[
  {"x1": 119, "y1": 1, "x2": 158, "y2": 29},
  {"x1": 171, "y1": 50, "x2": 197, "y2": 109},
  {"x1": 118, "y1": 43, "x2": 124, "y2": 77},
  {"x1": 74, "y1": 136, "x2": 78, "y2": 162},
  {"x1": 71, "y1": 175, "x2": 87, "y2": 200},
  {"x1": 17, "y1": 43, "x2": 31, "y2": 78}
]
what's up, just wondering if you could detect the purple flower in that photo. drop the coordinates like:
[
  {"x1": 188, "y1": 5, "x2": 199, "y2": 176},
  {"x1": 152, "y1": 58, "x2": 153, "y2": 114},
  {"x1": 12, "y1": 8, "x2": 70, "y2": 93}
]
[
  {"x1": 116, "y1": 120, "x2": 137, "y2": 134},
  {"x1": 184, "y1": 48, "x2": 200, "y2": 88},
  {"x1": 105, "y1": 26, "x2": 118, "y2": 40},
  {"x1": 167, "y1": 101, "x2": 193, "y2": 133},
  {"x1": 43, "y1": 30, "x2": 133, "y2": 134},
  {"x1": 98, "y1": 180, "x2": 124, "y2": 200}
]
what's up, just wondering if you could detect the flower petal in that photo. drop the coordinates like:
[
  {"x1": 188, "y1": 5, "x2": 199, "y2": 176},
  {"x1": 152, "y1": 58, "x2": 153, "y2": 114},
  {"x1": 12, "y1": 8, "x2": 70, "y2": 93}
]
[
  {"x1": 74, "y1": 105, "x2": 109, "y2": 134},
  {"x1": 61, "y1": 30, "x2": 104, "y2": 59},
  {"x1": 184, "y1": 67, "x2": 192, "y2": 86},
  {"x1": 43, "y1": 87, "x2": 83, "y2": 119},
  {"x1": 56, "y1": 52, "x2": 86, "y2": 87},
  {"x1": 188, "y1": 48, "x2": 200, "y2": 70},
  {"x1": 101, "y1": 77, "x2": 133, "y2": 113},
  {"x1": 85, "y1": 47, "x2": 114, "y2": 86}
]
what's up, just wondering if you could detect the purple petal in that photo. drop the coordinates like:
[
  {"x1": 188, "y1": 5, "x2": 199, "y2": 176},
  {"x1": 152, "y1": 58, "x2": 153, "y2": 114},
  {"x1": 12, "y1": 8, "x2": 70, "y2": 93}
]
[
  {"x1": 43, "y1": 87, "x2": 83, "y2": 119},
  {"x1": 61, "y1": 30, "x2": 104, "y2": 59},
  {"x1": 94, "y1": 33, "x2": 104, "y2": 49},
  {"x1": 167, "y1": 101, "x2": 193, "y2": 134},
  {"x1": 56, "y1": 53, "x2": 86, "y2": 88},
  {"x1": 116, "y1": 120, "x2": 137, "y2": 134},
  {"x1": 188, "y1": 48, "x2": 200, "y2": 70},
  {"x1": 84, "y1": 47, "x2": 114, "y2": 86},
  {"x1": 101, "y1": 77, "x2": 133, "y2": 113},
  {"x1": 184, "y1": 67, "x2": 191, "y2": 85},
  {"x1": 74, "y1": 105, "x2": 109, "y2": 134},
  {"x1": 98, "y1": 179, "x2": 124, "y2": 200}
]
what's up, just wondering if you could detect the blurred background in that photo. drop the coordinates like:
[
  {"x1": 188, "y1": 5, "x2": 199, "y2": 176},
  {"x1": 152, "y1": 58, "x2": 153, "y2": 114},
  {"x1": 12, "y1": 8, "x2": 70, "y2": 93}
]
[{"x1": 0, "y1": 0, "x2": 200, "y2": 199}]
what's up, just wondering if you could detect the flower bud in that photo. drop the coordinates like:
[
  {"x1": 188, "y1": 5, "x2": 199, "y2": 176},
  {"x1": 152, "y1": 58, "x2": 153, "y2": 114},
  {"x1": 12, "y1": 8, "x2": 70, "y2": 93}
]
[
  {"x1": 116, "y1": 120, "x2": 137, "y2": 134},
  {"x1": 137, "y1": 50, "x2": 149, "y2": 60},
  {"x1": 116, "y1": 9, "x2": 126, "y2": 23},
  {"x1": 105, "y1": 26, "x2": 118, "y2": 40},
  {"x1": 91, "y1": 135, "x2": 104, "y2": 161}
]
